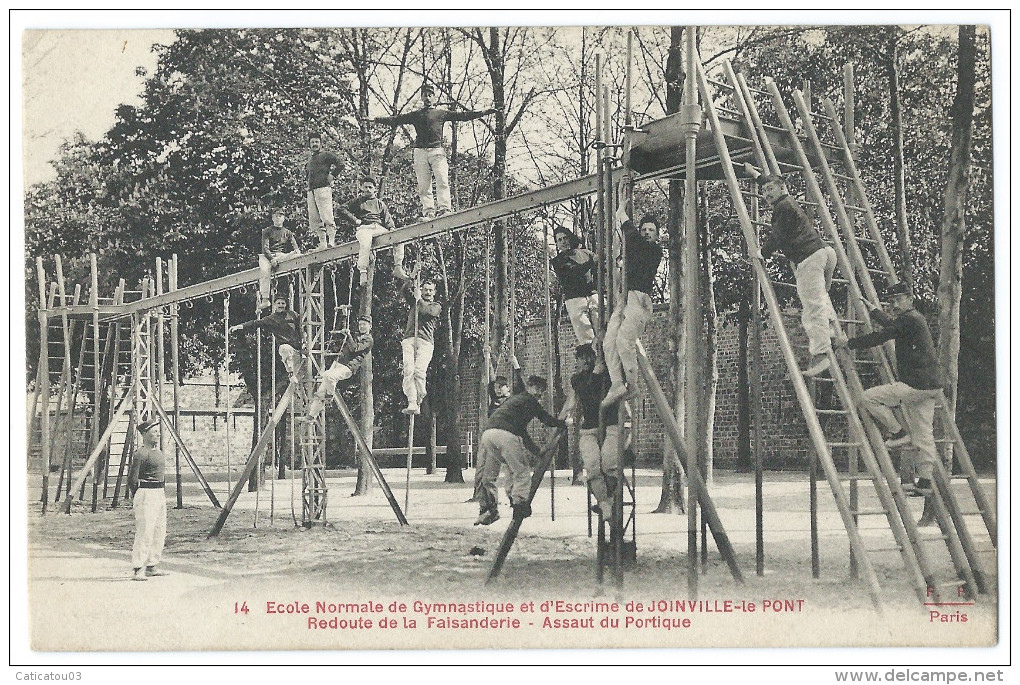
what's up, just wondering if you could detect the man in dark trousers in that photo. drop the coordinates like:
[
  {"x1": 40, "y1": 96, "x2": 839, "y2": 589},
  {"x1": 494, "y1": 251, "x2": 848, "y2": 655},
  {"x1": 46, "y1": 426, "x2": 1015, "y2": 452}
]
[
  {"x1": 129, "y1": 417, "x2": 169, "y2": 581},
  {"x1": 474, "y1": 375, "x2": 566, "y2": 525},
  {"x1": 229, "y1": 293, "x2": 304, "y2": 380},
  {"x1": 397, "y1": 271, "x2": 442, "y2": 415},
  {"x1": 746, "y1": 163, "x2": 838, "y2": 377},
  {"x1": 370, "y1": 83, "x2": 496, "y2": 218},
  {"x1": 338, "y1": 174, "x2": 404, "y2": 284},
  {"x1": 835, "y1": 282, "x2": 945, "y2": 518},
  {"x1": 307, "y1": 132, "x2": 342, "y2": 249},
  {"x1": 306, "y1": 314, "x2": 373, "y2": 419}
]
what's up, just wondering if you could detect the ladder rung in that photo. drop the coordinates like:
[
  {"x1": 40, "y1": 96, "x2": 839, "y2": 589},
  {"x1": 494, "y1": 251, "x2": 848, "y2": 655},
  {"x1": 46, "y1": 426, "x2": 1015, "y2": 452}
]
[
  {"x1": 921, "y1": 534, "x2": 950, "y2": 542},
  {"x1": 854, "y1": 236, "x2": 878, "y2": 244},
  {"x1": 828, "y1": 442, "x2": 863, "y2": 448},
  {"x1": 832, "y1": 172, "x2": 855, "y2": 182},
  {"x1": 838, "y1": 318, "x2": 864, "y2": 325},
  {"x1": 777, "y1": 161, "x2": 804, "y2": 170},
  {"x1": 865, "y1": 267, "x2": 888, "y2": 276},
  {"x1": 867, "y1": 545, "x2": 902, "y2": 553},
  {"x1": 815, "y1": 409, "x2": 847, "y2": 415},
  {"x1": 851, "y1": 509, "x2": 889, "y2": 516},
  {"x1": 706, "y1": 77, "x2": 736, "y2": 91}
]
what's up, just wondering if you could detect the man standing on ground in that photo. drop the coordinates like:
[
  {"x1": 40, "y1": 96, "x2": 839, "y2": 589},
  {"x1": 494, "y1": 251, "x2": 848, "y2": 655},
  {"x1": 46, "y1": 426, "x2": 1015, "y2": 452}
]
[
  {"x1": 835, "y1": 282, "x2": 945, "y2": 523},
  {"x1": 474, "y1": 375, "x2": 566, "y2": 525},
  {"x1": 129, "y1": 417, "x2": 169, "y2": 581},
  {"x1": 307, "y1": 132, "x2": 342, "y2": 249},
  {"x1": 370, "y1": 83, "x2": 496, "y2": 219}
]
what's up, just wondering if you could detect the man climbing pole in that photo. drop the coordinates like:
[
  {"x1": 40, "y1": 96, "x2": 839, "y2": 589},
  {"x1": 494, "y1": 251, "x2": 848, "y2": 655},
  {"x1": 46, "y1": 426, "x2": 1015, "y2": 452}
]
[
  {"x1": 564, "y1": 343, "x2": 619, "y2": 527},
  {"x1": 474, "y1": 374, "x2": 567, "y2": 526},
  {"x1": 338, "y1": 174, "x2": 405, "y2": 285},
  {"x1": 229, "y1": 292, "x2": 304, "y2": 380},
  {"x1": 306, "y1": 131, "x2": 342, "y2": 249},
  {"x1": 258, "y1": 208, "x2": 301, "y2": 310},
  {"x1": 370, "y1": 82, "x2": 496, "y2": 219},
  {"x1": 397, "y1": 268, "x2": 442, "y2": 415},
  {"x1": 602, "y1": 181, "x2": 664, "y2": 409},
  {"x1": 551, "y1": 226, "x2": 598, "y2": 351},
  {"x1": 745, "y1": 162, "x2": 838, "y2": 377},
  {"x1": 834, "y1": 282, "x2": 944, "y2": 526},
  {"x1": 487, "y1": 355, "x2": 524, "y2": 416},
  {"x1": 306, "y1": 312, "x2": 373, "y2": 419}
]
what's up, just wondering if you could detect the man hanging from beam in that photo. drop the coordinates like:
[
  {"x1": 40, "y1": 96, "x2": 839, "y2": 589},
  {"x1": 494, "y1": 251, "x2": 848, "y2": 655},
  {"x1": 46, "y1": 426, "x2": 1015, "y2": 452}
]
[
  {"x1": 602, "y1": 181, "x2": 664, "y2": 409},
  {"x1": 369, "y1": 82, "x2": 496, "y2": 219},
  {"x1": 229, "y1": 292, "x2": 304, "y2": 381},
  {"x1": 474, "y1": 374, "x2": 567, "y2": 526},
  {"x1": 745, "y1": 163, "x2": 838, "y2": 378},
  {"x1": 305, "y1": 312, "x2": 373, "y2": 419}
]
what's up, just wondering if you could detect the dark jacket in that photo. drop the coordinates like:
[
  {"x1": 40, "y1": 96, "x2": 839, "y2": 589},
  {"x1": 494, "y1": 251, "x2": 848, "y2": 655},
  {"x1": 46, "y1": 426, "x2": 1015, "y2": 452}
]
[
  {"x1": 331, "y1": 332, "x2": 373, "y2": 375},
  {"x1": 339, "y1": 196, "x2": 394, "y2": 229},
  {"x1": 551, "y1": 249, "x2": 596, "y2": 300},
  {"x1": 761, "y1": 194, "x2": 826, "y2": 266},
  {"x1": 307, "y1": 150, "x2": 341, "y2": 190},
  {"x1": 376, "y1": 107, "x2": 491, "y2": 149},
  {"x1": 571, "y1": 369, "x2": 617, "y2": 429},
  {"x1": 240, "y1": 311, "x2": 302, "y2": 349},
  {"x1": 848, "y1": 307, "x2": 944, "y2": 390},
  {"x1": 485, "y1": 392, "x2": 563, "y2": 439},
  {"x1": 621, "y1": 220, "x2": 662, "y2": 295},
  {"x1": 401, "y1": 281, "x2": 442, "y2": 343}
]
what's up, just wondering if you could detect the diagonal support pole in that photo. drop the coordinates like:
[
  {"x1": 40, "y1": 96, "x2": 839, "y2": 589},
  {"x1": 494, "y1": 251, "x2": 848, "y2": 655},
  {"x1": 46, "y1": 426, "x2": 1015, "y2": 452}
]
[
  {"x1": 142, "y1": 387, "x2": 221, "y2": 509},
  {"x1": 486, "y1": 429, "x2": 566, "y2": 584},
  {"x1": 330, "y1": 391, "x2": 408, "y2": 526},
  {"x1": 636, "y1": 341, "x2": 744, "y2": 583}
]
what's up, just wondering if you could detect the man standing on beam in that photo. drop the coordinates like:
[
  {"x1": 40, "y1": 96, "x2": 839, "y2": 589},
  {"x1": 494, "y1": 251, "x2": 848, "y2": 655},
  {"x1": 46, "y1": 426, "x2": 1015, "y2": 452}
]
[
  {"x1": 370, "y1": 82, "x2": 496, "y2": 219},
  {"x1": 306, "y1": 131, "x2": 342, "y2": 250}
]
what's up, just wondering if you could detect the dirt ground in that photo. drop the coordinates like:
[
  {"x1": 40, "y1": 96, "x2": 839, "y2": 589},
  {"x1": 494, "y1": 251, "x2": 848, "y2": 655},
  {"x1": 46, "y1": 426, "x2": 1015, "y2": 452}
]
[{"x1": 24, "y1": 467, "x2": 999, "y2": 652}]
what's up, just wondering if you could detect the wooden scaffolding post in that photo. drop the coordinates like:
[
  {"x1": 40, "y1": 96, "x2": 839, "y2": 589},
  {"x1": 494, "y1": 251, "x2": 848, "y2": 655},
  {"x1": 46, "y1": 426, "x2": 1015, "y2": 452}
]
[
  {"x1": 36, "y1": 258, "x2": 51, "y2": 511},
  {"x1": 170, "y1": 255, "x2": 184, "y2": 508},
  {"x1": 51, "y1": 256, "x2": 74, "y2": 468},
  {"x1": 750, "y1": 192, "x2": 765, "y2": 577},
  {"x1": 681, "y1": 26, "x2": 702, "y2": 598}
]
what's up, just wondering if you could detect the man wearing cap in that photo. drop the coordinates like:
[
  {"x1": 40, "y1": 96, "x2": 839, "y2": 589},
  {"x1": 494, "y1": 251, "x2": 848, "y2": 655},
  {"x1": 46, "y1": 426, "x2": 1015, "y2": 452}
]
[
  {"x1": 370, "y1": 83, "x2": 496, "y2": 219},
  {"x1": 307, "y1": 132, "x2": 342, "y2": 249},
  {"x1": 745, "y1": 163, "x2": 838, "y2": 378},
  {"x1": 474, "y1": 374, "x2": 567, "y2": 525},
  {"x1": 229, "y1": 294, "x2": 304, "y2": 379},
  {"x1": 551, "y1": 226, "x2": 598, "y2": 350},
  {"x1": 258, "y1": 208, "x2": 302, "y2": 310},
  {"x1": 339, "y1": 174, "x2": 406, "y2": 285},
  {"x1": 306, "y1": 314, "x2": 373, "y2": 418},
  {"x1": 396, "y1": 271, "x2": 442, "y2": 415},
  {"x1": 128, "y1": 417, "x2": 169, "y2": 581},
  {"x1": 835, "y1": 282, "x2": 945, "y2": 509}
]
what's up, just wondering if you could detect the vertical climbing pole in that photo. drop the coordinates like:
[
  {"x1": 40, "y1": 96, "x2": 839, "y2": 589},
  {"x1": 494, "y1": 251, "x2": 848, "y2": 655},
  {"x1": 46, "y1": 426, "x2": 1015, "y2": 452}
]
[
  {"x1": 681, "y1": 26, "x2": 702, "y2": 598},
  {"x1": 405, "y1": 261, "x2": 421, "y2": 514},
  {"x1": 36, "y1": 258, "x2": 51, "y2": 512},
  {"x1": 170, "y1": 255, "x2": 184, "y2": 509},
  {"x1": 88, "y1": 256, "x2": 103, "y2": 509},
  {"x1": 540, "y1": 224, "x2": 556, "y2": 520},
  {"x1": 223, "y1": 292, "x2": 232, "y2": 504}
]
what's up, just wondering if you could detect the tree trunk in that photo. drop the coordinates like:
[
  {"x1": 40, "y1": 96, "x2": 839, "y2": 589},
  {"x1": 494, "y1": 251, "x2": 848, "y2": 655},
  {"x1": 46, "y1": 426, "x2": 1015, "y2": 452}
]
[
  {"x1": 698, "y1": 182, "x2": 717, "y2": 484},
  {"x1": 654, "y1": 26, "x2": 686, "y2": 514},
  {"x1": 936, "y1": 25, "x2": 976, "y2": 421},
  {"x1": 887, "y1": 28, "x2": 913, "y2": 289}
]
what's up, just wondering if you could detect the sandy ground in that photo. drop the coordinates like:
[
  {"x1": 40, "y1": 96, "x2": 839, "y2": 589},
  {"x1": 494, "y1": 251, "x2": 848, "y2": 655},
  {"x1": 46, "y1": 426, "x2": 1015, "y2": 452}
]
[{"x1": 25, "y1": 467, "x2": 998, "y2": 652}]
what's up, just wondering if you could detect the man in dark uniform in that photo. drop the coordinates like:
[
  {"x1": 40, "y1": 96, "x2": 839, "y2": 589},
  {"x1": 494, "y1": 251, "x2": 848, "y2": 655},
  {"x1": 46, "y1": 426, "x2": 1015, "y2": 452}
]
[
  {"x1": 129, "y1": 417, "x2": 169, "y2": 581},
  {"x1": 306, "y1": 315, "x2": 373, "y2": 418},
  {"x1": 229, "y1": 293, "x2": 303, "y2": 380},
  {"x1": 474, "y1": 375, "x2": 566, "y2": 525},
  {"x1": 835, "y1": 282, "x2": 945, "y2": 513},
  {"x1": 371, "y1": 83, "x2": 496, "y2": 218},
  {"x1": 307, "y1": 132, "x2": 342, "y2": 249}
]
